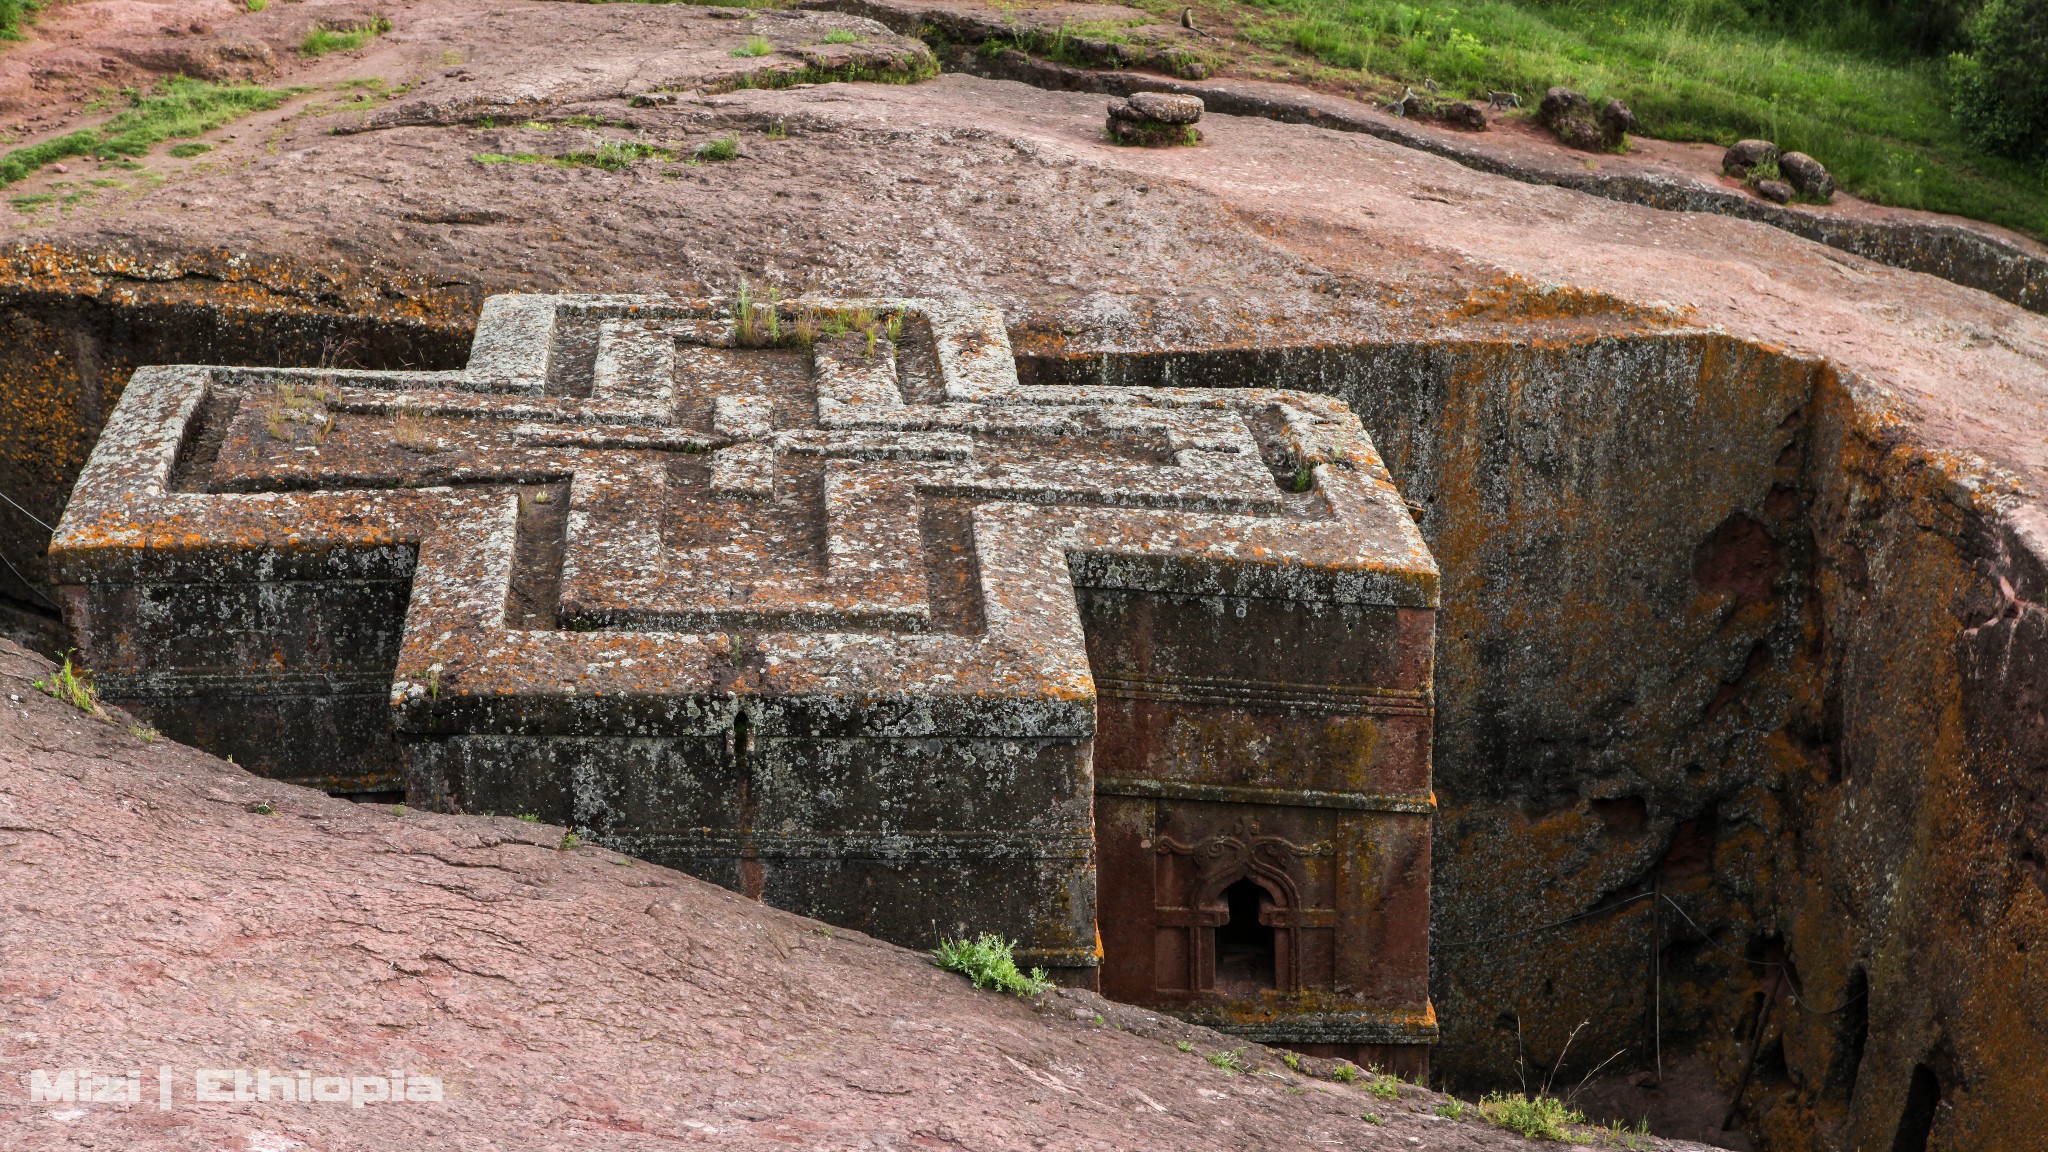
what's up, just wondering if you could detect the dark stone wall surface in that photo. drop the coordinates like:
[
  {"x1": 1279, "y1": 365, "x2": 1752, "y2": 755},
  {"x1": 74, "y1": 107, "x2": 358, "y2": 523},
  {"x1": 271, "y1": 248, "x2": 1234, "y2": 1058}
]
[
  {"x1": 1029, "y1": 337, "x2": 2048, "y2": 1151},
  {"x1": 0, "y1": 256, "x2": 475, "y2": 652}
]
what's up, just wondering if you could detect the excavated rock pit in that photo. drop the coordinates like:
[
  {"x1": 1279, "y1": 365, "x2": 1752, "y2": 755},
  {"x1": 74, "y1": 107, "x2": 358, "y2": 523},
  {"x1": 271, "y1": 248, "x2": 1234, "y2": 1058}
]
[{"x1": 2, "y1": 4, "x2": 2047, "y2": 1148}]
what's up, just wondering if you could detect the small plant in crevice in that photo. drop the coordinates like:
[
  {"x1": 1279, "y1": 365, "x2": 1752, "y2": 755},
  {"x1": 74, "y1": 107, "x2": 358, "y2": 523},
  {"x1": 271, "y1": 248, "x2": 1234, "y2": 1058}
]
[
  {"x1": 820, "y1": 28, "x2": 859, "y2": 44},
  {"x1": 1329, "y1": 1062, "x2": 1360, "y2": 1083},
  {"x1": 33, "y1": 652, "x2": 103, "y2": 717},
  {"x1": 731, "y1": 34, "x2": 772, "y2": 58},
  {"x1": 1205, "y1": 1048, "x2": 1252, "y2": 1075},
  {"x1": 1478, "y1": 1092, "x2": 1585, "y2": 1140},
  {"x1": 261, "y1": 382, "x2": 335, "y2": 445},
  {"x1": 248, "y1": 802, "x2": 274, "y2": 816},
  {"x1": 300, "y1": 16, "x2": 391, "y2": 57},
  {"x1": 693, "y1": 134, "x2": 740, "y2": 162},
  {"x1": 1435, "y1": 1098, "x2": 1468, "y2": 1120},
  {"x1": 517, "y1": 813, "x2": 542, "y2": 824},
  {"x1": 1367, "y1": 1071, "x2": 1402, "y2": 1100},
  {"x1": 390, "y1": 403, "x2": 443, "y2": 455},
  {"x1": 559, "y1": 831, "x2": 582, "y2": 850},
  {"x1": 930, "y1": 933, "x2": 1051, "y2": 996},
  {"x1": 1174, "y1": 1040, "x2": 1195, "y2": 1053}
]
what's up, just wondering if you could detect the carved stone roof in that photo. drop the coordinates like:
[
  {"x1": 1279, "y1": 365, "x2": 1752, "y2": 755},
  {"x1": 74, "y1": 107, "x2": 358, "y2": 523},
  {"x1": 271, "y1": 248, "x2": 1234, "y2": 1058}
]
[{"x1": 52, "y1": 294, "x2": 1436, "y2": 736}]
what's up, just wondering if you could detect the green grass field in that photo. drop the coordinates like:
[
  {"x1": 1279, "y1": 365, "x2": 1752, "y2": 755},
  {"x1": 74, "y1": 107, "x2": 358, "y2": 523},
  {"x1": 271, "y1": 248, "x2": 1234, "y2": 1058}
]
[{"x1": 1165, "y1": 0, "x2": 2048, "y2": 239}]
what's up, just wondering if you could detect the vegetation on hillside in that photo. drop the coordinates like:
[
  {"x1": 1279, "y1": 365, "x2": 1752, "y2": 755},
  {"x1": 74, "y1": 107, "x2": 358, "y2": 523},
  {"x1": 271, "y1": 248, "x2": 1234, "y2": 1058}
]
[
  {"x1": 1142, "y1": 0, "x2": 2048, "y2": 238},
  {"x1": 0, "y1": 78, "x2": 292, "y2": 186},
  {"x1": 1949, "y1": 0, "x2": 2048, "y2": 163},
  {"x1": 0, "y1": 0, "x2": 33, "y2": 41}
]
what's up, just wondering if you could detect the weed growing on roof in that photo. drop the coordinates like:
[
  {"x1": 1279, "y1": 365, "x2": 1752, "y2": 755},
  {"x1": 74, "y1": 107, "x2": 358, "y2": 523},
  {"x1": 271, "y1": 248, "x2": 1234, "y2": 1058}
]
[
  {"x1": 0, "y1": 77, "x2": 292, "y2": 186},
  {"x1": 1479, "y1": 1092, "x2": 1585, "y2": 1140},
  {"x1": 930, "y1": 933, "x2": 1051, "y2": 996},
  {"x1": 33, "y1": 653, "x2": 101, "y2": 716},
  {"x1": 301, "y1": 16, "x2": 391, "y2": 57},
  {"x1": 261, "y1": 383, "x2": 335, "y2": 444}
]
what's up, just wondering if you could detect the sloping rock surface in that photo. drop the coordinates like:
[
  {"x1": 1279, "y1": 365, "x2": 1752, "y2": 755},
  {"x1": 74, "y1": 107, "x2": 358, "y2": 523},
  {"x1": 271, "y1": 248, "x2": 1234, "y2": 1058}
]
[{"x1": 0, "y1": 640, "x2": 1713, "y2": 1149}]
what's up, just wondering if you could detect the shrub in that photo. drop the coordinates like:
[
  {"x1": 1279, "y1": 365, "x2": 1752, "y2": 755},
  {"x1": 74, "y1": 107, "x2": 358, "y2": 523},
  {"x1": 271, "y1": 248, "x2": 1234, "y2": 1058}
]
[
  {"x1": 1949, "y1": 0, "x2": 2048, "y2": 161},
  {"x1": 931, "y1": 933, "x2": 1052, "y2": 996}
]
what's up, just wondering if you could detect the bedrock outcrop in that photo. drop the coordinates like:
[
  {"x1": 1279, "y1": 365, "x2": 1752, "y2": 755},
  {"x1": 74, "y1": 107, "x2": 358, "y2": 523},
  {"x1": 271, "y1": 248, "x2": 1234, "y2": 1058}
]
[
  {"x1": 0, "y1": 3, "x2": 2045, "y2": 1148},
  {"x1": 2, "y1": 639, "x2": 1715, "y2": 1150}
]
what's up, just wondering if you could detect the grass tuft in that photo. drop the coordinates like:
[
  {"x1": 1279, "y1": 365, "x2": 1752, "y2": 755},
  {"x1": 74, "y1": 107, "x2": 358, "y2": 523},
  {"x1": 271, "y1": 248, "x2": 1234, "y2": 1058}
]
[
  {"x1": 693, "y1": 134, "x2": 740, "y2": 161},
  {"x1": 1478, "y1": 1092, "x2": 1586, "y2": 1140},
  {"x1": 300, "y1": 17, "x2": 391, "y2": 57},
  {"x1": 732, "y1": 34, "x2": 773, "y2": 57},
  {"x1": 821, "y1": 28, "x2": 860, "y2": 44},
  {"x1": 931, "y1": 933, "x2": 1052, "y2": 996},
  {"x1": 1206, "y1": 1048, "x2": 1253, "y2": 1074},
  {"x1": 32, "y1": 652, "x2": 102, "y2": 716}
]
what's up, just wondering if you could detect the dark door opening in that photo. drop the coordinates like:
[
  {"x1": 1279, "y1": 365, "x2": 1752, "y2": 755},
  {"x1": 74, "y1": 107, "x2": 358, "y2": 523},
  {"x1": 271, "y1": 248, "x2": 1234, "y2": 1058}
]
[
  {"x1": 1889, "y1": 1063, "x2": 1941, "y2": 1152},
  {"x1": 1213, "y1": 878, "x2": 1277, "y2": 995}
]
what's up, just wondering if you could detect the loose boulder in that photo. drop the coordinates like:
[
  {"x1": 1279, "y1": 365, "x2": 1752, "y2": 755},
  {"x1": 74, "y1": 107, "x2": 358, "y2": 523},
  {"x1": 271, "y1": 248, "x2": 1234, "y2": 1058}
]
[
  {"x1": 1600, "y1": 98, "x2": 1636, "y2": 144},
  {"x1": 1107, "y1": 92, "x2": 1203, "y2": 146},
  {"x1": 1723, "y1": 138, "x2": 1778, "y2": 178},
  {"x1": 1755, "y1": 178, "x2": 1794, "y2": 204},
  {"x1": 1538, "y1": 86, "x2": 1629, "y2": 151},
  {"x1": 1778, "y1": 151, "x2": 1834, "y2": 200},
  {"x1": 1436, "y1": 100, "x2": 1488, "y2": 131}
]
